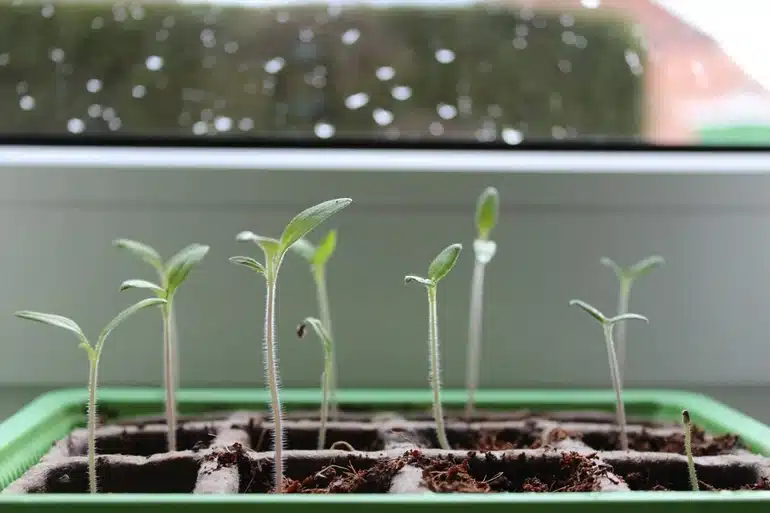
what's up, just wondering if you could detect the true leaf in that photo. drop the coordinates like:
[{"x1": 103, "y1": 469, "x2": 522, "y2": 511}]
[
  {"x1": 475, "y1": 187, "x2": 499, "y2": 240},
  {"x1": 427, "y1": 243, "x2": 462, "y2": 283},
  {"x1": 608, "y1": 313, "x2": 649, "y2": 325},
  {"x1": 628, "y1": 255, "x2": 664, "y2": 280},
  {"x1": 279, "y1": 198, "x2": 352, "y2": 253},
  {"x1": 404, "y1": 275, "x2": 433, "y2": 287},
  {"x1": 14, "y1": 311, "x2": 89, "y2": 345},
  {"x1": 290, "y1": 238, "x2": 316, "y2": 263},
  {"x1": 313, "y1": 230, "x2": 337, "y2": 267},
  {"x1": 229, "y1": 256, "x2": 266, "y2": 275},
  {"x1": 119, "y1": 279, "x2": 164, "y2": 295},
  {"x1": 298, "y1": 316, "x2": 332, "y2": 358},
  {"x1": 165, "y1": 243, "x2": 210, "y2": 295},
  {"x1": 113, "y1": 239, "x2": 163, "y2": 273},
  {"x1": 98, "y1": 297, "x2": 167, "y2": 346},
  {"x1": 569, "y1": 299, "x2": 607, "y2": 324}
]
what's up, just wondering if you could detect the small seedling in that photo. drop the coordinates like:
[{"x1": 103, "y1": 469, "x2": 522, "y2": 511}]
[
  {"x1": 405, "y1": 243, "x2": 462, "y2": 450},
  {"x1": 682, "y1": 409, "x2": 700, "y2": 491},
  {"x1": 296, "y1": 317, "x2": 332, "y2": 450},
  {"x1": 229, "y1": 197, "x2": 352, "y2": 493},
  {"x1": 14, "y1": 297, "x2": 166, "y2": 494},
  {"x1": 114, "y1": 239, "x2": 210, "y2": 451},
  {"x1": 465, "y1": 186, "x2": 499, "y2": 420},
  {"x1": 290, "y1": 230, "x2": 340, "y2": 418},
  {"x1": 600, "y1": 255, "x2": 663, "y2": 384},
  {"x1": 569, "y1": 299, "x2": 648, "y2": 451}
]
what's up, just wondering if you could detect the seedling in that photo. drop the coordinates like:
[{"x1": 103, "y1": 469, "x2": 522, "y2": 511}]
[
  {"x1": 229, "y1": 197, "x2": 352, "y2": 493},
  {"x1": 296, "y1": 317, "x2": 333, "y2": 449},
  {"x1": 569, "y1": 299, "x2": 648, "y2": 451},
  {"x1": 682, "y1": 409, "x2": 700, "y2": 491},
  {"x1": 14, "y1": 297, "x2": 166, "y2": 494},
  {"x1": 114, "y1": 239, "x2": 210, "y2": 451},
  {"x1": 290, "y1": 230, "x2": 340, "y2": 418},
  {"x1": 405, "y1": 243, "x2": 462, "y2": 450},
  {"x1": 600, "y1": 255, "x2": 663, "y2": 384},
  {"x1": 465, "y1": 186, "x2": 499, "y2": 420}
]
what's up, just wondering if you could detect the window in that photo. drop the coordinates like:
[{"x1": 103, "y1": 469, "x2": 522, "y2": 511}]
[{"x1": 0, "y1": 0, "x2": 765, "y2": 146}]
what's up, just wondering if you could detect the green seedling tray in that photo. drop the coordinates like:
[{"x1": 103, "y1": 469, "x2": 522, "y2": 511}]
[{"x1": 1, "y1": 387, "x2": 769, "y2": 512}]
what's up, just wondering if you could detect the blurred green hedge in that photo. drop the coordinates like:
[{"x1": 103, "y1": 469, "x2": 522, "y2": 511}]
[{"x1": 0, "y1": 2, "x2": 644, "y2": 140}]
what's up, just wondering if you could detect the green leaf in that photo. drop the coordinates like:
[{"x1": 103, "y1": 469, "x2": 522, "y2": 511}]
[
  {"x1": 229, "y1": 256, "x2": 266, "y2": 275},
  {"x1": 290, "y1": 238, "x2": 316, "y2": 263},
  {"x1": 608, "y1": 313, "x2": 649, "y2": 325},
  {"x1": 404, "y1": 275, "x2": 433, "y2": 287},
  {"x1": 119, "y1": 279, "x2": 164, "y2": 295},
  {"x1": 569, "y1": 299, "x2": 607, "y2": 324},
  {"x1": 297, "y1": 316, "x2": 332, "y2": 358},
  {"x1": 14, "y1": 311, "x2": 89, "y2": 346},
  {"x1": 628, "y1": 255, "x2": 665, "y2": 280},
  {"x1": 473, "y1": 239, "x2": 497, "y2": 264},
  {"x1": 475, "y1": 187, "x2": 499, "y2": 240},
  {"x1": 600, "y1": 257, "x2": 623, "y2": 280},
  {"x1": 313, "y1": 230, "x2": 337, "y2": 267},
  {"x1": 164, "y1": 243, "x2": 210, "y2": 296},
  {"x1": 98, "y1": 297, "x2": 167, "y2": 347},
  {"x1": 279, "y1": 198, "x2": 352, "y2": 253},
  {"x1": 113, "y1": 239, "x2": 163, "y2": 273},
  {"x1": 427, "y1": 243, "x2": 462, "y2": 283}
]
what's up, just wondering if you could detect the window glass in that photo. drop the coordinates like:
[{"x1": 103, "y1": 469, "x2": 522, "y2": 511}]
[{"x1": 0, "y1": 0, "x2": 765, "y2": 146}]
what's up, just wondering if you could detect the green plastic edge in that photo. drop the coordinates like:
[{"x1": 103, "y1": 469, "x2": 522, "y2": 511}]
[{"x1": 0, "y1": 387, "x2": 769, "y2": 508}]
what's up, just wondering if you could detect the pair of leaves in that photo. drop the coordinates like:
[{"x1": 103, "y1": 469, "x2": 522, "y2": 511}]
[
  {"x1": 291, "y1": 230, "x2": 337, "y2": 269},
  {"x1": 601, "y1": 255, "x2": 664, "y2": 283},
  {"x1": 114, "y1": 239, "x2": 210, "y2": 297},
  {"x1": 405, "y1": 243, "x2": 462, "y2": 288},
  {"x1": 569, "y1": 299, "x2": 648, "y2": 327},
  {"x1": 475, "y1": 187, "x2": 499, "y2": 241},
  {"x1": 297, "y1": 316, "x2": 332, "y2": 359},
  {"x1": 15, "y1": 297, "x2": 166, "y2": 358},
  {"x1": 231, "y1": 198, "x2": 352, "y2": 277}
]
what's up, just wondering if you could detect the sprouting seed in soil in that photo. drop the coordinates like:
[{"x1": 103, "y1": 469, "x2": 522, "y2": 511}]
[
  {"x1": 230, "y1": 197, "x2": 352, "y2": 493},
  {"x1": 569, "y1": 299, "x2": 648, "y2": 451},
  {"x1": 114, "y1": 239, "x2": 210, "y2": 451},
  {"x1": 405, "y1": 243, "x2": 462, "y2": 451},
  {"x1": 14, "y1": 297, "x2": 166, "y2": 494},
  {"x1": 297, "y1": 316, "x2": 333, "y2": 450},
  {"x1": 290, "y1": 230, "x2": 340, "y2": 419},
  {"x1": 465, "y1": 186, "x2": 499, "y2": 421},
  {"x1": 682, "y1": 409, "x2": 699, "y2": 491},
  {"x1": 600, "y1": 255, "x2": 663, "y2": 385}
]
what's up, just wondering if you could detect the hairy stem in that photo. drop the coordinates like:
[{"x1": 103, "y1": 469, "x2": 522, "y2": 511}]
[
  {"x1": 169, "y1": 304, "x2": 180, "y2": 406},
  {"x1": 615, "y1": 278, "x2": 631, "y2": 385},
  {"x1": 265, "y1": 275, "x2": 284, "y2": 493},
  {"x1": 162, "y1": 303, "x2": 177, "y2": 451},
  {"x1": 464, "y1": 258, "x2": 487, "y2": 420},
  {"x1": 428, "y1": 286, "x2": 450, "y2": 450},
  {"x1": 314, "y1": 266, "x2": 338, "y2": 420},
  {"x1": 318, "y1": 357, "x2": 331, "y2": 450},
  {"x1": 86, "y1": 357, "x2": 99, "y2": 494},
  {"x1": 683, "y1": 411, "x2": 699, "y2": 491},
  {"x1": 603, "y1": 324, "x2": 628, "y2": 451}
]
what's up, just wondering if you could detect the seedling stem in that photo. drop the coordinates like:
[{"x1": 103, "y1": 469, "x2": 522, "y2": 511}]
[
  {"x1": 682, "y1": 409, "x2": 700, "y2": 491},
  {"x1": 297, "y1": 317, "x2": 333, "y2": 449}
]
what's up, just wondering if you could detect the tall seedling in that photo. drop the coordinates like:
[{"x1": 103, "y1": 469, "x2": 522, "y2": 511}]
[
  {"x1": 296, "y1": 317, "x2": 333, "y2": 449},
  {"x1": 569, "y1": 299, "x2": 648, "y2": 451},
  {"x1": 405, "y1": 243, "x2": 462, "y2": 450},
  {"x1": 229, "y1": 198, "x2": 352, "y2": 493},
  {"x1": 113, "y1": 240, "x2": 210, "y2": 451},
  {"x1": 290, "y1": 230, "x2": 340, "y2": 418},
  {"x1": 600, "y1": 255, "x2": 663, "y2": 384},
  {"x1": 465, "y1": 187, "x2": 499, "y2": 420},
  {"x1": 15, "y1": 297, "x2": 166, "y2": 493}
]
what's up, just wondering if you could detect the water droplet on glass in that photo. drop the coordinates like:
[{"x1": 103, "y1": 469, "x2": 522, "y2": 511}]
[
  {"x1": 201, "y1": 28, "x2": 216, "y2": 48},
  {"x1": 558, "y1": 60, "x2": 572, "y2": 73},
  {"x1": 91, "y1": 16, "x2": 104, "y2": 30},
  {"x1": 435, "y1": 49, "x2": 455, "y2": 64},
  {"x1": 50, "y1": 48, "x2": 65, "y2": 63},
  {"x1": 113, "y1": 5, "x2": 128, "y2": 22},
  {"x1": 575, "y1": 35, "x2": 588, "y2": 49},
  {"x1": 391, "y1": 86, "x2": 412, "y2": 101},
  {"x1": 163, "y1": 15, "x2": 175, "y2": 28},
  {"x1": 341, "y1": 28, "x2": 360, "y2": 45},
  {"x1": 513, "y1": 38, "x2": 527, "y2": 50},
  {"x1": 41, "y1": 4, "x2": 54, "y2": 18},
  {"x1": 276, "y1": 11, "x2": 290, "y2": 23},
  {"x1": 562, "y1": 31, "x2": 577, "y2": 45},
  {"x1": 88, "y1": 104, "x2": 102, "y2": 118},
  {"x1": 108, "y1": 118, "x2": 122, "y2": 131},
  {"x1": 429, "y1": 122, "x2": 444, "y2": 136},
  {"x1": 132, "y1": 85, "x2": 146, "y2": 98},
  {"x1": 552, "y1": 126, "x2": 568, "y2": 139},
  {"x1": 581, "y1": 0, "x2": 600, "y2": 8},
  {"x1": 86, "y1": 78, "x2": 102, "y2": 93},
  {"x1": 131, "y1": 5, "x2": 145, "y2": 20},
  {"x1": 67, "y1": 118, "x2": 85, "y2": 134},
  {"x1": 156, "y1": 29, "x2": 169, "y2": 42},
  {"x1": 16, "y1": 82, "x2": 27, "y2": 94},
  {"x1": 264, "y1": 57, "x2": 285, "y2": 74},
  {"x1": 102, "y1": 107, "x2": 116, "y2": 121},
  {"x1": 238, "y1": 118, "x2": 254, "y2": 131},
  {"x1": 299, "y1": 27, "x2": 314, "y2": 42},
  {"x1": 145, "y1": 55, "x2": 164, "y2": 71},
  {"x1": 515, "y1": 24, "x2": 528, "y2": 37},
  {"x1": 502, "y1": 128, "x2": 523, "y2": 145},
  {"x1": 314, "y1": 122, "x2": 335, "y2": 139},
  {"x1": 373, "y1": 108, "x2": 393, "y2": 126},
  {"x1": 192, "y1": 121, "x2": 208, "y2": 135},
  {"x1": 19, "y1": 95, "x2": 35, "y2": 111},
  {"x1": 224, "y1": 41, "x2": 239, "y2": 54},
  {"x1": 560, "y1": 14, "x2": 575, "y2": 27},
  {"x1": 437, "y1": 103, "x2": 457, "y2": 120},
  {"x1": 376, "y1": 66, "x2": 395, "y2": 81},
  {"x1": 0, "y1": 54, "x2": 9, "y2": 66},
  {"x1": 345, "y1": 92, "x2": 369, "y2": 110},
  {"x1": 214, "y1": 116, "x2": 232, "y2": 132}
]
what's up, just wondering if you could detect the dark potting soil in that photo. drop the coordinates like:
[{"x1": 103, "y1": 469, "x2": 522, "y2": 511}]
[{"x1": 4, "y1": 409, "x2": 768, "y2": 494}]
